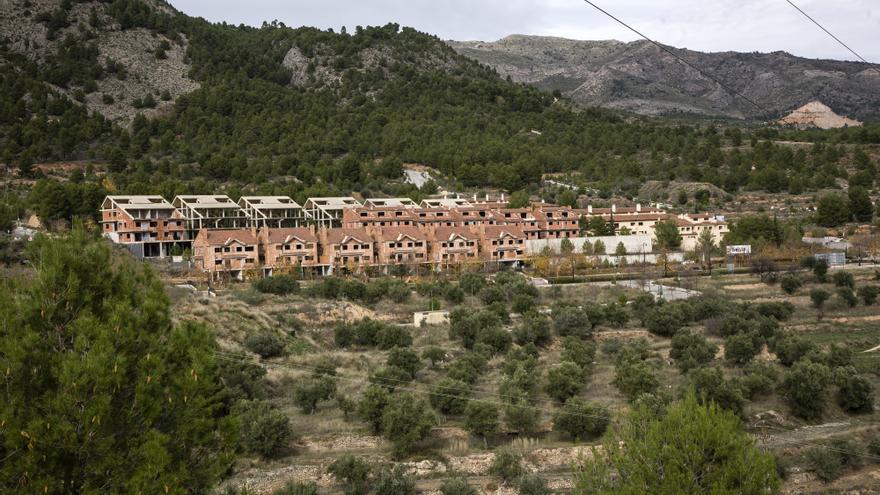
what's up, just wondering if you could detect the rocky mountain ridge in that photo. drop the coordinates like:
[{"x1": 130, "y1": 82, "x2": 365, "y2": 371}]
[{"x1": 449, "y1": 35, "x2": 880, "y2": 122}]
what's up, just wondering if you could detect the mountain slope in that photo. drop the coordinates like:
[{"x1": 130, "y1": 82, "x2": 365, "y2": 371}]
[{"x1": 449, "y1": 35, "x2": 880, "y2": 121}]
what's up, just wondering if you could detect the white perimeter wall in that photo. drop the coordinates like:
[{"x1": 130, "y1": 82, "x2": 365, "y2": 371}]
[{"x1": 526, "y1": 235, "x2": 654, "y2": 256}]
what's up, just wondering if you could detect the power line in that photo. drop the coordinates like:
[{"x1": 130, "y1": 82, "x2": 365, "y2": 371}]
[
  {"x1": 214, "y1": 350, "x2": 880, "y2": 463},
  {"x1": 783, "y1": 0, "x2": 880, "y2": 74},
  {"x1": 579, "y1": 0, "x2": 773, "y2": 121}
]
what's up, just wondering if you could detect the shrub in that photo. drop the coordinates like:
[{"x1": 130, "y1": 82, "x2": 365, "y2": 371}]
[
  {"x1": 292, "y1": 376, "x2": 336, "y2": 413},
  {"x1": 781, "y1": 361, "x2": 832, "y2": 420},
  {"x1": 429, "y1": 378, "x2": 470, "y2": 415},
  {"x1": 689, "y1": 367, "x2": 745, "y2": 416},
  {"x1": 603, "y1": 302, "x2": 629, "y2": 327},
  {"x1": 381, "y1": 393, "x2": 436, "y2": 456},
  {"x1": 464, "y1": 401, "x2": 499, "y2": 441},
  {"x1": 560, "y1": 336, "x2": 597, "y2": 371},
  {"x1": 741, "y1": 362, "x2": 778, "y2": 399},
  {"x1": 613, "y1": 360, "x2": 659, "y2": 401},
  {"x1": 244, "y1": 331, "x2": 286, "y2": 358},
  {"x1": 780, "y1": 275, "x2": 802, "y2": 295},
  {"x1": 373, "y1": 466, "x2": 416, "y2": 495},
  {"x1": 479, "y1": 285, "x2": 506, "y2": 305},
  {"x1": 235, "y1": 401, "x2": 291, "y2": 458},
  {"x1": 489, "y1": 450, "x2": 523, "y2": 483},
  {"x1": 832, "y1": 271, "x2": 855, "y2": 289},
  {"x1": 272, "y1": 481, "x2": 317, "y2": 495},
  {"x1": 476, "y1": 326, "x2": 513, "y2": 354},
  {"x1": 447, "y1": 352, "x2": 488, "y2": 384},
  {"x1": 376, "y1": 325, "x2": 412, "y2": 349},
  {"x1": 813, "y1": 260, "x2": 829, "y2": 282},
  {"x1": 513, "y1": 312, "x2": 552, "y2": 347},
  {"x1": 552, "y1": 398, "x2": 610, "y2": 440},
  {"x1": 357, "y1": 384, "x2": 391, "y2": 433},
  {"x1": 837, "y1": 372, "x2": 874, "y2": 414},
  {"x1": 755, "y1": 301, "x2": 795, "y2": 321},
  {"x1": 252, "y1": 275, "x2": 299, "y2": 295},
  {"x1": 858, "y1": 285, "x2": 880, "y2": 305},
  {"x1": 504, "y1": 399, "x2": 540, "y2": 434},
  {"x1": 630, "y1": 293, "x2": 658, "y2": 323},
  {"x1": 422, "y1": 346, "x2": 447, "y2": 367},
  {"x1": 387, "y1": 347, "x2": 422, "y2": 378},
  {"x1": 644, "y1": 304, "x2": 687, "y2": 337},
  {"x1": 770, "y1": 334, "x2": 820, "y2": 366},
  {"x1": 369, "y1": 366, "x2": 413, "y2": 391},
  {"x1": 837, "y1": 287, "x2": 858, "y2": 307},
  {"x1": 810, "y1": 289, "x2": 831, "y2": 312},
  {"x1": 724, "y1": 332, "x2": 760, "y2": 366},
  {"x1": 806, "y1": 448, "x2": 842, "y2": 482},
  {"x1": 439, "y1": 478, "x2": 477, "y2": 495},
  {"x1": 517, "y1": 475, "x2": 551, "y2": 495},
  {"x1": 552, "y1": 306, "x2": 592, "y2": 338},
  {"x1": 511, "y1": 293, "x2": 535, "y2": 314},
  {"x1": 459, "y1": 272, "x2": 486, "y2": 295},
  {"x1": 670, "y1": 330, "x2": 717, "y2": 372},
  {"x1": 825, "y1": 344, "x2": 854, "y2": 368},
  {"x1": 444, "y1": 286, "x2": 465, "y2": 304},
  {"x1": 544, "y1": 361, "x2": 585, "y2": 402},
  {"x1": 327, "y1": 455, "x2": 372, "y2": 495}
]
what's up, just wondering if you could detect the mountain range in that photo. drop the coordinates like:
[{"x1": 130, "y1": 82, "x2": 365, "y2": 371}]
[{"x1": 449, "y1": 35, "x2": 880, "y2": 122}]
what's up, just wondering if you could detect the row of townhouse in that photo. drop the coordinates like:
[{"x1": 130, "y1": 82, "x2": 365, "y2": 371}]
[
  {"x1": 191, "y1": 224, "x2": 527, "y2": 280},
  {"x1": 100, "y1": 195, "x2": 728, "y2": 267}
]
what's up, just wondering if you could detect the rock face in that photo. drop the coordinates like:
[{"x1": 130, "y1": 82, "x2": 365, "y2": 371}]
[
  {"x1": 0, "y1": 0, "x2": 198, "y2": 126},
  {"x1": 449, "y1": 35, "x2": 880, "y2": 121},
  {"x1": 776, "y1": 100, "x2": 862, "y2": 129}
]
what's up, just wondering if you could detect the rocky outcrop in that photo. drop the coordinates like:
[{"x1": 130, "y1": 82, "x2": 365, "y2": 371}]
[
  {"x1": 449, "y1": 35, "x2": 880, "y2": 121},
  {"x1": 776, "y1": 100, "x2": 862, "y2": 129}
]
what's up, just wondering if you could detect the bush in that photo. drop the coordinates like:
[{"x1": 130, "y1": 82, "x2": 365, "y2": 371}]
[
  {"x1": 741, "y1": 362, "x2": 779, "y2": 399},
  {"x1": 813, "y1": 260, "x2": 829, "y2": 282},
  {"x1": 244, "y1": 331, "x2": 286, "y2": 358},
  {"x1": 781, "y1": 361, "x2": 832, "y2": 419},
  {"x1": 560, "y1": 336, "x2": 597, "y2": 371},
  {"x1": 387, "y1": 347, "x2": 422, "y2": 378},
  {"x1": 444, "y1": 286, "x2": 464, "y2": 304},
  {"x1": 544, "y1": 361, "x2": 585, "y2": 402},
  {"x1": 464, "y1": 401, "x2": 499, "y2": 440},
  {"x1": 858, "y1": 285, "x2": 880, "y2": 305},
  {"x1": 689, "y1": 367, "x2": 745, "y2": 416},
  {"x1": 837, "y1": 372, "x2": 874, "y2": 414},
  {"x1": 479, "y1": 285, "x2": 506, "y2": 305},
  {"x1": 755, "y1": 301, "x2": 795, "y2": 321},
  {"x1": 780, "y1": 275, "x2": 802, "y2": 295},
  {"x1": 272, "y1": 481, "x2": 318, "y2": 495},
  {"x1": 514, "y1": 312, "x2": 552, "y2": 347},
  {"x1": 770, "y1": 334, "x2": 820, "y2": 366},
  {"x1": 357, "y1": 385, "x2": 391, "y2": 433},
  {"x1": 511, "y1": 293, "x2": 535, "y2": 314},
  {"x1": 670, "y1": 330, "x2": 717, "y2": 372},
  {"x1": 724, "y1": 332, "x2": 760, "y2": 366},
  {"x1": 504, "y1": 399, "x2": 540, "y2": 433},
  {"x1": 328, "y1": 455, "x2": 372, "y2": 495},
  {"x1": 459, "y1": 272, "x2": 486, "y2": 295},
  {"x1": 613, "y1": 360, "x2": 659, "y2": 401},
  {"x1": 369, "y1": 366, "x2": 413, "y2": 390},
  {"x1": 836, "y1": 286, "x2": 858, "y2": 307},
  {"x1": 381, "y1": 393, "x2": 436, "y2": 456},
  {"x1": 553, "y1": 398, "x2": 610, "y2": 440},
  {"x1": 429, "y1": 378, "x2": 470, "y2": 415},
  {"x1": 335, "y1": 319, "x2": 412, "y2": 349},
  {"x1": 476, "y1": 325, "x2": 513, "y2": 354},
  {"x1": 252, "y1": 275, "x2": 299, "y2": 295},
  {"x1": 439, "y1": 478, "x2": 477, "y2": 495},
  {"x1": 422, "y1": 346, "x2": 447, "y2": 367},
  {"x1": 644, "y1": 304, "x2": 687, "y2": 337},
  {"x1": 235, "y1": 401, "x2": 291, "y2": 458},
  {"x1": 292, "y1": 376, "x2": 336, "y2": 413},
  {"x1": 373, "y1": 466, "x2": 416, "y2": 495},
  {"x1": 552, "y1": 306, "x2": 592, "y2": 338},
  {"x1": 447, "y1": 352, "x2": 488, "y2": 384},
  {"x1": 807, "y1": 448, "x2": 843, "y2": 482},
  {"x1": 517, "y1": 475, "x2": 551, "y2": 495},
  {"x1": 832, "y1": 271, "x2": 855, "y2": 289},
  {"x1": 489, "y1": 450, "x2": 523, "y2": 482}
]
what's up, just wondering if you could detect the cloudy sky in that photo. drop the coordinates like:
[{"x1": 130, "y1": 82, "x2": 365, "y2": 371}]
[{"x1": 172, "y1": 0, "x2": 879, "y2": 62}]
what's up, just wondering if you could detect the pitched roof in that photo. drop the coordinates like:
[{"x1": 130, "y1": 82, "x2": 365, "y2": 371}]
[
  {"x1": 483, "y1": 226, "x2": 526, "y2": 239},
  {"x1": 374, "y1": 226, "x2": 428, "y2": 242},
  {"x1": 200, "y1": 229, "x2": 258, "y2": 245},
  {"x1": 265, "y1": 227, "x2": 318, "y2": 244},
  {"x1": 433, "y1": 226, "x2": 478, "y2": 241},
  {"x1": 325, "y1": 228, "x2": 373, "y2": 244}
]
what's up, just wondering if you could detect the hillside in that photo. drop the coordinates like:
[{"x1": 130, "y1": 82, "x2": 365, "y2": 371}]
[{"x1": 449, "y1": 35, "x2": 880, "y2": 121}]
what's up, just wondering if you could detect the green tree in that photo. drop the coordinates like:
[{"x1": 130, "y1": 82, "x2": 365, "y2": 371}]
[
  {"x1": 440, "y1": 478, "x2": 477, "y2": 495},
  {"x1": 643, "y1": 303, "x2": 687, "y2": 337},
  {"x1": 292, "y1": 376, "x2": 336, "y2": 413},
  {"x1": 724, "y1": 332, "x2": 760, "y2": 366},
  {"x1": 695, "y1": 228, "x2": 715, "y2": 268},
  {"x1": 0, "y1": 229, "x2": 237, "y2": 493},
  {"x1": 552, "y1": 398, "x2": 610, "y2": 440},
  {"x1": 781, "y1": 360, "x2": 832, "y2": 420},
  {"x1": 848, "y1": 186, "x2": 873, "y2": 222},
  {"x1": 508, "y1": 190, "x2": 530, "y2": 208},
  {"x1": 858, "y1": 285, "x2": 880, "y2": 305},
  {"x1": 489, "y1": 450, "x2": 523, "y2": 483},
  {"x1": 464, "y1": 401, "x2": 499, "y2": 443},
  {"x1": 381, "y1": 393, "x2": 436, "y2": 456},
  {"x1": 654, "y1": 219, "x2": 683, "y2": 251},
  {"x1": 552, "y1": 306, "x2": 592, "y2": 338},
  {"x1": 544, "y1": 361, "x2": 585, "y2": 402},
  {"x1": 236, "y1": 400, "x2": 292, "y2": 457},
  {"x1": 816, "y1": 194, "x2": 851, "y2": 227},
  {"x1": 670, "y1": 330, "x2": 718, "y2": 372},
  {"x1": 327, "y1": 455, "x2": 372, "y2": 495},
  {"x1": 615, "y1": 241, "x2": 628, "y2": 256},
  {"x1": 836, "y1": 371, "x2": 874, "y2": 414},
  {"x1": 374, "y1": 466, "x2": 416, "y2": 495},
  {"x1": 575, "y1": 392, "x2": 780, "y2": 494},
  {"x1": 357, "y1": 384, "x2": 391, "y2": 433},
  {"x1": 613, "y1": 360, "x2": 659, "y2": 401},
  {"x1": 387, "y1": 347, "x2": 422, "y2": 378},
  {"x1": 810, "y1": 289, "x2": 830, "y2": 319},
  {"x1": 429, "y1": 378, "x2": 470, "y2": 415}
]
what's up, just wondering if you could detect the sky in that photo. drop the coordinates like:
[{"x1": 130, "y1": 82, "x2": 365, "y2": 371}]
[{"x1": 171, "y1": 0, "x2": 880, "y2": 62}]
